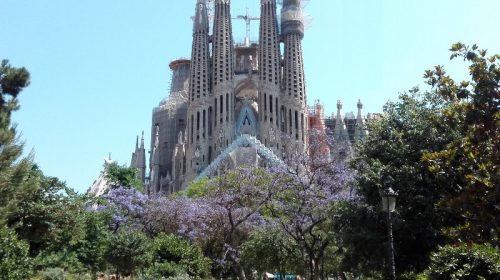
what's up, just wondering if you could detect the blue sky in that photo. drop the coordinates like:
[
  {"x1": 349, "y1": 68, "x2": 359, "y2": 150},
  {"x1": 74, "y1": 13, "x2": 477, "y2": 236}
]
[{"x1": 1, "y1": 0, "x2": 499, "y2": 193}]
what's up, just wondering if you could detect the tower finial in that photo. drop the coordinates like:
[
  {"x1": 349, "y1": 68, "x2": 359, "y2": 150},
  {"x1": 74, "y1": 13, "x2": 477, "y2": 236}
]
[
  {"x1": 140, "y1": 131, "x2": 144, "y2": 148},
  {"x1": 193, "y1": 0, "x2": 209, "y2": 33},
  {"x1": 281, "y1": 0, "x2": 304, "y2": 38},
  {"x1": 355, "y1": 99, "x2": 368, "y2": 140}
]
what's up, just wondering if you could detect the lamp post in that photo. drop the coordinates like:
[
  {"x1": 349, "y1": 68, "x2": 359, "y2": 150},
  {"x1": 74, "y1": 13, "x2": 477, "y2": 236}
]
[{"x1": 381, "y1": 187, "x2": 397, "y2": 280}]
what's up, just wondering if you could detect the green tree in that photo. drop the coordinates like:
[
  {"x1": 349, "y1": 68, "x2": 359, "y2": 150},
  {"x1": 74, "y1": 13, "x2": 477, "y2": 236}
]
[
  {"x1": 146, "y1": 233, "x2": 211, "y2": 279},
  {"x1": 422, "y1": 43, "x2": 499, "y2": 243},
  {"x1": 427, "y1": 243, "x2": 500, "y2": 280},
  {"x1": 240, "y1": 226, "x2": 306, "y2": 278},
  {"x1": 104, "y1": 229, "x2": 151, "y2": 279},
  {"x1": 0, "y1": 226, "x2": 32, "y2": 280},
  {"x1": 0, "y1": 59, "x2": 35, "y2": 225},
  {"x1": 76, "y1": 208, "x2": 111, "y2": 279},
  {"x1": 347, "y1": 89, "x2": 458, "y2": 276},
  {"x1": 1, "y1": 60, "x2": 110, "y2": 278},
  {"x1": 105, "y1": 162, "x2": 144, "y2": 192},
  {"x1": 6, "y1": 166, "x2": 84, "y2": 258}
]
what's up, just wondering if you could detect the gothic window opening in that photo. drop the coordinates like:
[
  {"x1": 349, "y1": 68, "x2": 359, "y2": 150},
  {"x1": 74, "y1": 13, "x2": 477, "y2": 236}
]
[
  {"x1": 275, "y1": 97, "x2": 279, "y2": 126},
  {"x1": 203, "y1": 110, "x2": 206, "y2": 138},
  {"x1": 190, "y1": 115, "x2": 194, "y2": 144},
  {"x1": 226, "y1": 93, "x2": 229, "y2": 121},
  {"x1": 214, "y1": 98, "x2": 218, "y2": 128},
  {"x1": 208, "y1": 107, "x2": 212, "y2": 136}
]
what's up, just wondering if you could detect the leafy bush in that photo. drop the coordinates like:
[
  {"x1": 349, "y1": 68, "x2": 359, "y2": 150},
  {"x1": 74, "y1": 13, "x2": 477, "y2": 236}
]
[
  {"x1": 146, "y1": 233, "x2": 211, "y2": 279},
  {"x1": 104, "y1": 229, "x2": 151, "y2": 277},
  {"x1": 34, "y1": 248, "x2": 85, "y2": 275},
  {"x1": 0, "y1": 226, "x2": 32, "y2": 280},
  {"x1": 427, "y1": 243, "x2": 500, "y2": 280}
]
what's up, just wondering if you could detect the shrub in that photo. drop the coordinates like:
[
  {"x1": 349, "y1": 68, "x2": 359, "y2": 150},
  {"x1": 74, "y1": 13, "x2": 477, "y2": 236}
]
[
  {"x1": 147, "y1": 233, "x2": 211, "y2": 279},
  {"x1": 427, "y1": 243, "x2": 500, "y2": 280},
  {"x1": 104, "y1": 229, "x2": 151, "y2": 277},
  {"x1": 0, "y1": 226, "x2": 32, "y2": 280},
  {"x1": 34, "y1": 248, "x2": 85, "y2": 275}
]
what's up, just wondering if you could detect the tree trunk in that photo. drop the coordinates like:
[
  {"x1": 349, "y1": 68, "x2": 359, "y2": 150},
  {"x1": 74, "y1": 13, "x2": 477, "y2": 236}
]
[
  {"x1": 236, "y1": 263, "x2": 247, "y2": 280},
  {"x1": 311, "y1": 258, "x2": 321, "y2": 280}
]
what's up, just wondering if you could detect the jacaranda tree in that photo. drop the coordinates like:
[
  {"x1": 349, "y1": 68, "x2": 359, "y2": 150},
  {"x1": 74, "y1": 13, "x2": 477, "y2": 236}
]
[{"x1": 267, "y1": 130, "x2": 356, "y2": 280}]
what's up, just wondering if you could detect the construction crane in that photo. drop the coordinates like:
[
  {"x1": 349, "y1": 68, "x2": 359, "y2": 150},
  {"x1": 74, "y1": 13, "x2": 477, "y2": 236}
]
[{"x1": 233, "y1": 8, "x2": 259, "y2": 46}]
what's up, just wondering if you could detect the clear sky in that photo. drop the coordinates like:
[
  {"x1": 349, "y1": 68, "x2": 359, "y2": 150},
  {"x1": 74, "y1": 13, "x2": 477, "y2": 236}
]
[{"x1": 1, "y1": 0, "x2": 499, "y2": 193}]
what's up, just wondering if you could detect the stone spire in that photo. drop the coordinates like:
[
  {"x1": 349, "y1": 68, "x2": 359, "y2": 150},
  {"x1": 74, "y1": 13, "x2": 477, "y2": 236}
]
[
  {"x1": 281, "y1": 0, "x2": 308, "y2": 146},
  {"x1": 193, "y1": 0, "x2": 209, "y2": 33},
  {"x1": 354, "y1": 99, "x2": 368, "y2": 140},
  {"x1": 140, "y1": 131, "x2": 144, "y2": 148},
  {"x1": 137, "y1": 132, "x2": 146, "y2": 183},
  {"x1": 131, "y1": 134, "x2": 138, "y2": 166},
  {"x1": 212, "y1": 0, "x2": 234, "y2": 89},
  {"x1": 334, "y1": 100, "x2": 348, "y2": 141},
  {"x1": 259, "y1": 0, "x2": 281, "y2": 149},
  {"x1": 211, "y1": 0, "x2": 235, "y2": 155},
  {"x1": 189, "y1": 0, "x2": 210, "y2": 102},
  {"x1": 130, "y1": 131, "x2": 146, "y2": 186},
  {"x1": 149, "y1": 125, "x2": 160, "y2": 194},
  {"x1": 186, "y1": 0, "x2": 213, "y2": 182}
]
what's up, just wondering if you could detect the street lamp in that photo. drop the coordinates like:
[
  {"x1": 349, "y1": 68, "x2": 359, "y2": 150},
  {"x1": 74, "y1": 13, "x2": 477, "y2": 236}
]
[{"x1": 381, "y1": 187, "x2": 397, "y2": 280}]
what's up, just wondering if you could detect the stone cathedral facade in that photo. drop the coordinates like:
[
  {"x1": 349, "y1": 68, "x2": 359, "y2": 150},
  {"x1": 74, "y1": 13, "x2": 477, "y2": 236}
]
[{"x1": 132, "y1": 0, "x2": 371, "y2": 195}]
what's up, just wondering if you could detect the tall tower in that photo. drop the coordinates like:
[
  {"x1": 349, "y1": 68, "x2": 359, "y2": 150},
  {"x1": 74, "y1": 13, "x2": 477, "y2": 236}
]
[
  {"x1": 130, "y1": 132, "x2": 146, "y2": 184},
  {"x1": 354, "y1": 99, "x2": 368, "y2": 140},
  {"x1": 186, "y1": 0, "x2": 211, "y2": 181},
  {"x1": 281, "y1": 0, "x2": 308, "y2": 148},
  {"x1": 258, "y1": 0, "x2": 281, "y2": 150},
  {"x1": 211, "y1": 0, "x2": 235, "y2": 156}
]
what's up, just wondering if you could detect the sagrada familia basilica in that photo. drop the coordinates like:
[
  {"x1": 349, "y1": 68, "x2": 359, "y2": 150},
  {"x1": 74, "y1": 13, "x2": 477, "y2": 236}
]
[{"x1": 125, "y1": 0, "x2": 375, "y2": 195}]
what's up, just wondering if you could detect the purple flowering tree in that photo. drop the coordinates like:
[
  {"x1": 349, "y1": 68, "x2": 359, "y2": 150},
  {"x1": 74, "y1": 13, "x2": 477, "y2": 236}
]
[
  {"x1": 149, "y1": 167, "x2": 282, "y2": 279},
  {"x1": 267, "y1": 130, "x2": 356, "y2": 280},
  {"x1": 101, "y1": 186, "x2": 148, "y2": 232},
  {"x1": 142, "y1": 195, "x2": 224, "y2": 244},
  {"x1": 201, "y1": 167, "x2": 283, "y2": 279}
]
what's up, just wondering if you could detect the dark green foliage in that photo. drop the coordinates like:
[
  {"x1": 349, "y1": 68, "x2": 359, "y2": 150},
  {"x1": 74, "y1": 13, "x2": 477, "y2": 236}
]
[
  {"x1": 347, "y1": 90, "x2": 457, "y2": 275},
  {"x1": 75, "y1": 209, "x2": 110, "y2": 278},
  {"x1": 105, "y1": 162, "x2": 144, "y2": 192},
  {"x1": 0, "y1": 59, "x2": 35, "y2": 225},
  {"x1": 34, "y1": 248, "x2": 85, "y2": 275},
  {"x1": 423, "y1": 43, "x2": 499, "y2": 243},
  {"x1": 104, "y1": 229, "x2": 151, "y2": 277},
  {"x1": 146, "y1": 233, "x2": 211, "y2": 279},
  {"x1": 0, "y1": 226, "x2": 32, "y2": 280},
  {"x1": 7, "y1": 165, "x2": 84, "y2": 257},
  {"x1": 0, "y1": 59, "x2": 30, "y2": 102},
  {"x1": 0, "y1": 60, "x2": 104, "y2": 278},
  {"x1": 337, "y1": 203, "x2": 387, "y2": 277},
  {"x1": 240, "y1": 227, "x2": 306, "y2": 277},
  {"x1": 427, "y1": 243, "x2": 500, "y2": 280},
  {"x1": 6, "y1": 165, "x2": 112, "y2": 277}
]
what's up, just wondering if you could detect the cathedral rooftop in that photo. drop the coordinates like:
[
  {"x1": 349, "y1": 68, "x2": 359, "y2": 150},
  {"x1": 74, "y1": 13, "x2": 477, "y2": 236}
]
[{"x1": 169, "y1": 58, "x2": 190, "y2": 70}]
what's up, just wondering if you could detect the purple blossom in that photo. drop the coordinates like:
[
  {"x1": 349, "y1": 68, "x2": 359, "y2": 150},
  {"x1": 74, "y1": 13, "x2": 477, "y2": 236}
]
[
  {"x1": 102, "y1": 186, "x2": 148, "y2": 230},
  {"x1": 264, "y1": 130, "x2": 357, "y2": 274}
]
